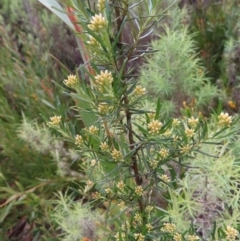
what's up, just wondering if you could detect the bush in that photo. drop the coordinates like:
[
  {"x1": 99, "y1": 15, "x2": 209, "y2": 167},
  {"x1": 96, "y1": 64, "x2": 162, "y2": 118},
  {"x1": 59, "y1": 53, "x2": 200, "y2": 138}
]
[
  {"x1": 0, "y1": 0, "x2": 83, "y2": 239},
  {"x1": 1, "y1": 0, "x2": 240, "y2": 240},
  {"x1": 184, "y1": 0, "x2": 240, "y2": 112},
  {"x1": 34, "y1": 0, "x2": 240, "y2": 240}
]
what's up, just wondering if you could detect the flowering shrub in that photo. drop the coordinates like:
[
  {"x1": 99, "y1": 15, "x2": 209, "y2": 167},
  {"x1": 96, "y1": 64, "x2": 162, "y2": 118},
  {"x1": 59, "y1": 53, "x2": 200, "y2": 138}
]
[{"x1": 33, "y1": 0, "x2": 240, "y2": 240}]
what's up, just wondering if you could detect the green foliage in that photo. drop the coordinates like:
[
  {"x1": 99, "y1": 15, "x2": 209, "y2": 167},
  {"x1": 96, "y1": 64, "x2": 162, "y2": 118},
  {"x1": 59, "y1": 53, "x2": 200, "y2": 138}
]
[
  {"x1": 140, "y1": 26, "x2": 220, "y2": 117},
  {"x1": 166, "y1": 136, "x2": 240, "y2": 239},
  {"x1": 186, "y1": 0, "x2": 240, "y2": 110},
  {"x1": 0, "y1": 0, "x2": 83, "y2": 239},
  {"x1": 34, "y1": 0, "x2": 240, "y2": 240},
  {"x1": 53, "y1": 192, "x2": 102, "y2": 241},
  {"x1": 1, "y1": 0, "x2": 240, "y2": 240}
]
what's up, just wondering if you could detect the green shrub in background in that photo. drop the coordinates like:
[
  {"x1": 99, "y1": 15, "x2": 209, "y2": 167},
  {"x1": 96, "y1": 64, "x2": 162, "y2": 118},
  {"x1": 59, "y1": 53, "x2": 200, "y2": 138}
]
[
  {"x1": 140, "y1": 25, "x2": 220, "y2": 117},
  {"x1": 185, "y1": 0, "x2": 240, "y2": 112},
  {"x1": 0, "y1": 0, "x2": 84, "y2": 239},
  {"x1": 0, "y1": 0, "x2": 82, "y2": 71}
]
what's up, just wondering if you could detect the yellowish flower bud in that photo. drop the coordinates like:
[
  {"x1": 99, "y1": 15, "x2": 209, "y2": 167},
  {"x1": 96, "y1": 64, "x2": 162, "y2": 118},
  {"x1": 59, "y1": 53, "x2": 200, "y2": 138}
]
[
  {"x1": 188, "y1": 116, "x2": 199, "y2": 128},
  {"x1": 174, "y1": 233, "x2": 182, "y2": 241},
  {"x1": 63, "y1": 74, "x2": 77, "y2": 88},
  {"x1": 87, "y1": 36, "x2": 100, "y2": 47},
  {"x1": 159, "y1": 148, "x2": 169, "y2": 158},
  {"x1": 116, "y1": 180, "x2": 125, "y2": 191},
  {"x1": 218, "y1": 112, "x2": 232, "y2": 127},
  {"x1": 161, "y1": 223, "x2": 176, "y2": 233},
  {"x1": 146, "y1": 223, "x2": 153, "y2": 232},
  {"x1": 185, "y1": 128, "x2": 195, "y2": 138},
  {"x1": 133, "y1": 85, "x2": 146, "y2": 96},
  {"x1": 88, "y1": 125, "x2": 98, "y2": 135},
  {"x1": 187, "y1": 235, "x2": 200, "y2": 241},
  {"x1": 111, "y1": 149, "x2": 123, "y2": 161},
  {"x1": 98, "y1": 102, "x2": 110, "y2": 114},
  {"x1": 48, "y1": 115, "x2": 61, "y2": 126},
  {"x1": 100, "y1": 142, "x2": 109, "y2": 152},
  {"x1": 135, "y1": 185, "x2": 144, "y2": 196},
  {"x1": 160, "y1": 174, "x2": 170, "y2": 183},
  {"x1": 225, "y1": 226, "x2": 238, "y2": 241},
  {"x1": 134, "y1": 233, "x2": 145, "y2": 241},
  {"x1": 97, "y1": 0, "x2": 105, "y2": 12},
  {"x1": 75, "y1": 134, "x2": 83, "y2": 146},
  {"x1": 95, "y1": 70, "x2": 113, "y2": 87},
  {"x1": 88, "y1": 13, "x2": 107, "y2": 32},
  {"x1": 180, "y1": 145, "x2": 190, "y2": 154},
  {"x1": 148, "y1": 120, "x2": 162, "y2": 135},
  {"x1": 150, "y1": 160, "x2": 159, "y2": 169}
]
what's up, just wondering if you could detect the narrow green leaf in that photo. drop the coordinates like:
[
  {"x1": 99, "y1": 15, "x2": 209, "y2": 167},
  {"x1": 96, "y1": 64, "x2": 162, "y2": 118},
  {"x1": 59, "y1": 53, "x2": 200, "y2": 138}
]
[
  {"x1": 41, "y1": 99, "x2": 56, "y2": 110},
  {"x1": 37, "y1": 0, "x2": 74, "y2": 30},
  {"x1": 0, "y1": 202, "x2": 15, "y2": 223}
]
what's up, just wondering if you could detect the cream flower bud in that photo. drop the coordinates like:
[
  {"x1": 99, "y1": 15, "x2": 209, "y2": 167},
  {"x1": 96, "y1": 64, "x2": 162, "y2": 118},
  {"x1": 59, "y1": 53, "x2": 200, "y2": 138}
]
[
  {"x1": 48, "y1": 116, "x2": 61, "y2": 126},
  {"x1": 88, "y1": 13, "x2": 107, "y2": 32},
  {"x1": 218, "y1": 112, "x2": 232, "y2": 127},
  {"x1": 148, "y1": 120, "x2": 162, "y2": 135},
  {"x1": 63, "y1": 74, "x2": 77, "y2": 88}
]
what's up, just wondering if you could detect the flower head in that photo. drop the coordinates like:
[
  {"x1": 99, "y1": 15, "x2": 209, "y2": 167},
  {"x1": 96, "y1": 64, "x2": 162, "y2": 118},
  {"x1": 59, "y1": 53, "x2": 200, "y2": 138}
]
[
  {"x1": 111, "y1": 149, "x2": 123, "y2": 161},
  {"x1": 185, "y1": 128, "x2": 195, "y2": 138},
  {"x1": 228, "y1": 100, "x2": 236, "y2": 110},
  {"x1": 218, "y1": 112, "x2": 232, "y2": 127},
  {"x1": 188, "y1": 117, "x2": 199, "y2": 128},
  {"x1": 163, "y1": 129, "x2": 172, "y2": 137},
  {"x1": 134, "y1": 213, "x2": 142, "y2": 224},
  {"x1": 225, "y1": 226, "x2": 238, "y2": 241},
  {"x1": 88, "y1": 13, "x2": 107, "y2": 32},
  {"x1": 105, "y1": 187, "x2": 112, "y2": 195},
  {"x1": 161, "y1": 222, "x2": 176, "y2": 233},
  {"x1": 146, "y1": 205, "x2": 154, "y2": 213},
  {"x1": 115, "y1": 232, "x2": 125, "y2": 241},
  {"x1": 90, "y1": 159, "x2": 96, "y2": 166},
  {"x1": 118, "y1": 201, "x2": 126, "y2": 210},
  {"x1": 180, "y1": 144, "x2": 190, "y2": 155},
  {"x1": 187, "y1": 235, "x2": 200, "y2": 241},
  {"x1": 148, "y1": 120, "x2": 162, "y2": 135},
  {"x1": 174, "y1": 233, "x2": 182, "y2": 241},
  {"x1": 116, "y1": 180, "x2": 125, "y2": 191},
  {"x1": 95, "y1": 70, "x2": 113, "y2": 88},
  {"x1": 134, "y1": 233, "x2": 145, "y2": 241},
  {"x1": 91, "y1": 192, "x2": 102, "y2": 199},
  {"x1": 87, "y1": 36, "x2": 100, "y2": 47},
  {"x1": 172, "y1": 118, "x2": 181, "y2": 127},
  {"x1": 135, "y1": 185, "x2": 144, "y2": 196},
  {"x1": 133, "y1": 85, "x2": 146, "y2": 96},
  {"x1": 48, "y1": 115, "x2": 61, "y2": 126},
  {"x1": 98, "y1": 102, "x2": 110, "y2": 115},
  {"x1": 100, "y1": 142, "x2": 109, "y2": 152},
  {"x1": 97, "y1": 0, "x2": 105, "y2": 12},
  {"x1": 63, "y1": 74, "x2": 77, "y2": 88},
  {"x1": 75, "y1": 134, "x2": 83, "y2": 146},
  {"x1": 84, "y1": 180, "x2": 94, "y2": 193},
  {"x1": 160, "y1": 174, "x2": 170, "y2": 183},
  {"x1": 88, "y1": 125, "x2": 98, "y2": 135},
  {"x1": 159, "y1": 148, "x2": 169, "y2": 158},
  {"x1": 146, "y1": 223, "x2": 153, "y2": 232},
  {"x1": 150, "y1": 160, "x2": 159, "y2": 169}
]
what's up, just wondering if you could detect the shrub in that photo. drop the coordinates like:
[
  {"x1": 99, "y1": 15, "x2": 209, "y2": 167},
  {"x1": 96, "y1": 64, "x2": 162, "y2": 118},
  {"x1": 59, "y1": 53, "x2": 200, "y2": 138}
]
[
  {"x1": 183, "y1": 0, "x2": 240, "y2": 112},
  {"x1": 34, "y1": 0, "x2": 240, "y2": 240}
]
